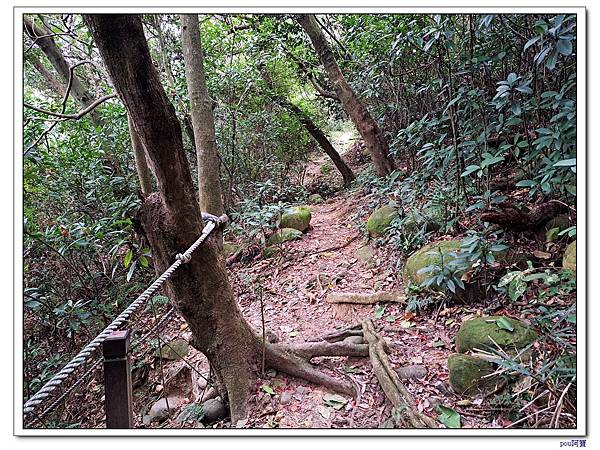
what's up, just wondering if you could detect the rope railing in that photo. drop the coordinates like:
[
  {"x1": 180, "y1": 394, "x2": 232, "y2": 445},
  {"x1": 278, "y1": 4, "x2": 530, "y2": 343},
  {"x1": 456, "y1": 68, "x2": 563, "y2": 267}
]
[{"x1": 23, "y1": 213, "x2": 228, "y2": 417}]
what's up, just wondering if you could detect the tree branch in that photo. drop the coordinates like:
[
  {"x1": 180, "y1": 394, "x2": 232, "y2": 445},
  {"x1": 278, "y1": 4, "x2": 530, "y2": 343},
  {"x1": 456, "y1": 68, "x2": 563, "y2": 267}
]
[{"x1": 24, "y1": 94, "x2": 116, "y2": 120}]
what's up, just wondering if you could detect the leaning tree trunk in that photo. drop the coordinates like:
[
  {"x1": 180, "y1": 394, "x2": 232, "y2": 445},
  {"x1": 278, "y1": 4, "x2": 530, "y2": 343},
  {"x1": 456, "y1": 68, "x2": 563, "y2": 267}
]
[
  {"x1": 296, "y1": 14, "x2": 395, "y2": 177},
  {"x1": 85, "y1": 14, "x2": 358, "y2": 424},
  {"x1": 24, "y1": 15, "x2": 103, "y2": 126},
  {"x1": 259, "y1": 66, "x2": 355, "y2": 185},
  {"x1": 180, "y1": 14, "x2": 225, "y2": 216}
]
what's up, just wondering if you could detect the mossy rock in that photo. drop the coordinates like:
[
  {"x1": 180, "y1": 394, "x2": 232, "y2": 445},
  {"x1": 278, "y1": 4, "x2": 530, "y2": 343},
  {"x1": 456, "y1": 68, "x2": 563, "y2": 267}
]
[
  {"x1": 280, "y1": 206, "x2": 311, "y2": 232},
  {"x1": 354, "y1": 245, "x2": 376, "y2": 267},
  {"x1": 308, "y1": 193, "x2": 324, "y2": 204},
  {"x1": 263, "y1": 246, "x2": 281, "y2": 259},
  {"x1": 405, "y1": 209, "x2": 443, "y2": 234},
  {"x1": 268, "y1": 228, "x2": 303, "y2": 245},
  {"x1": 223, "y1": 242, "x2": 240, "y2": 258},
  {"x1": 562, "y1": 240, "x2": 576, "y2": 272},
  {"x1": 156, "y1": 338, "x2": 189, "y2": 361},
  {"x1": 402, "y1": 240, "x2": 462, "y2": 286},
  {"x1": 366, "y1": 204, "x2": 399, "y2": 237},
  {"x1": 448, "y1": 354, "x2": 499, "y2": 396},
  {"x1": 455, "y1": 316, "x2": 537, "y2": 354}
]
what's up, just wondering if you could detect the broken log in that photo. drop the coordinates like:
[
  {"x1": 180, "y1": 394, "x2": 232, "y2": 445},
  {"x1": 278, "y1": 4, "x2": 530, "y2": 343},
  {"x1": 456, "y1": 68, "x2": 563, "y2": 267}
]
[
  {"x1": 480, "y1": 201, "x2": 568, "y2": 232},
  {"x1": 326, "y1": 291, "x2": 405, "y2": 304}
]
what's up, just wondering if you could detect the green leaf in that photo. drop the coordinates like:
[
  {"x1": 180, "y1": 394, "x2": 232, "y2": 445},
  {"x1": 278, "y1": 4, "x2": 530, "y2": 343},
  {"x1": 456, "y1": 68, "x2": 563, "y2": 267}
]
[
  {"x1": 123, "y1": 248, "x2": 133, "y2": 268},
  {"x1": 524, "y1": 35, "x2": 541, "y2": 50},
  {"x1": 25, "y1": 300, "x2": 42, "y2": 310},
  {"x1": 556, "y1": 38, "x2": 572, "y2": 56},
  {"x1": 566, "y1": 315, "x2": 576, "y2": 324},
  {"x1": 138, "y1": 255, "x2": 149, "y2": 268},
  {"x1": 437, "y1": 405, "x2": 461, "y2": 428},
  {"x1": 374, "y1": 305, "x2": 385, "y2": 319},
  {"x1": 554, "y1": 158, "x2": 576, "y2": 167},
  {"x1": 261, "y1": 384, "x2": 274, "y2": 395},
  {"x1": 496, "y1": 317, "x2": 515, "y2": 332},
  {"x1": 508, "y1": 277, "x2": 528, "y2": 301},
  {"x1": 516, "y1": 180, "x2": 536, "y2": 187},
  {"x1": 342, "y1": 365, "x2": 358, "y2": 374},
  {"x1": 126, "y1": 260, "x2": 137, "y2": 282}
]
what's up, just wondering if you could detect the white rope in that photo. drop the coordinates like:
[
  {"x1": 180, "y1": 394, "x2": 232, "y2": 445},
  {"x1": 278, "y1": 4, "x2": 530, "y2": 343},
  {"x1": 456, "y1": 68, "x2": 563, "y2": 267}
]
[{"x1": 23, "y1": 215, "x2": 224, "y2": 415}]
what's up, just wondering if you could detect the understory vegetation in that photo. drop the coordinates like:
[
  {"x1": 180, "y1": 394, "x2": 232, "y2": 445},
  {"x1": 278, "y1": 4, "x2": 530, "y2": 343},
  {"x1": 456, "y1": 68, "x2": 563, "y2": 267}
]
[{"x1": 23, "y1": 13, "x2": 577, "y2": 430}]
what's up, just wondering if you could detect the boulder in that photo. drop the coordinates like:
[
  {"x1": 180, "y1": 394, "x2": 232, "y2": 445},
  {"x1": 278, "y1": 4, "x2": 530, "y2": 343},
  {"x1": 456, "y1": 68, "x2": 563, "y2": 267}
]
[
  {"x1": 396, "y1": 364, "x2": 428, "y2": 380},
  {"x1": 280, "y1": 206, "x2": 312, "y2": 232},
  {"x1": 403, "y1": 209, "x2": 442, "y2": 235},
  {"x1": 402, "y1": 240, "x2": 462, "y2": 286},
  {"x1": 455, "y1": 316, "x2": 537, "y2": 354},
  {"x1": 308, "y1": 193, "x2": 324, "y2": 204},
  {"x1": 562, "y1": 240, "x2": 576, "y2": 272},
  {"x1": 366, "y1": 204, "x2": 398, "y2": 237},
  {"x1": 354, "y1": 245, "x2": 375, "y2": 267},
  {"x1": 267, "y1": 228, "x2": 303, "y2": 245},
  {"x1": 156, "y1": 338, "x2": 189, "y2": 361},
  {"x1": 200, "y1": 397, "x2": 228, "y2": 423},
  {"x1": 148, "y1": 395, "x2": 186, "y2": 422},
  {"x1": 448, "y1": 354, "x2": 498, "y2": 396}
]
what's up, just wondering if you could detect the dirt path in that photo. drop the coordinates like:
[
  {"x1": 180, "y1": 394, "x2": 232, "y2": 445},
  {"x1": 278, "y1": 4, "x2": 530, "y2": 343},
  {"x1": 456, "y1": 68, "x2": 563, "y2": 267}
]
[{"x1": 231, "y1": 188, "x2": 480, "y2": 429}]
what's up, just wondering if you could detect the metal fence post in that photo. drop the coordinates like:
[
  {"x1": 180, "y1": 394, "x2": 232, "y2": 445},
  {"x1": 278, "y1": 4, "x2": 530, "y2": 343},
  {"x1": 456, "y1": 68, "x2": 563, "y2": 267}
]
[{"x1": 103, "y1": 330, "x2": 133, "y2": 428}]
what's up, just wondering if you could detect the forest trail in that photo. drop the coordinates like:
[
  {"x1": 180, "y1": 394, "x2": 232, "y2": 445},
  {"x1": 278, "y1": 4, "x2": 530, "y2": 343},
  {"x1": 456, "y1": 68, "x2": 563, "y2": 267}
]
[{"x1": 229, "y1": 153, "x2": 472, "y2": 428}]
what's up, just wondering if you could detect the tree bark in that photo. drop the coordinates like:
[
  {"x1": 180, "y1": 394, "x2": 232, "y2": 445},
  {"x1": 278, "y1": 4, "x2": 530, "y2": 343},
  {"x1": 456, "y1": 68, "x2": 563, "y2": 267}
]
[
  {"x1": 27, "y1": 53, "x2": 67, "y2": 98},
  {"x1": 86, "y1": 14, "x2": 359, "y2": 423},
  {"x1": 85, "y1": 14, "x2": 262, "y2": 422},
  {"x1": 259, "y1": 66, "x2": 355, "y2": 185},
  {"x1": 180, "y1": 14, "x2": 225, "y2": 216},
  {"x1": 296, "y1": 14, "x2": 395, "y2": 177},
  {"x1": 127, "y1": 114, "x2": 153, "y2": 196},
  {"x1": 24, "y1": 15, "x2": 102, "y2": 126}
]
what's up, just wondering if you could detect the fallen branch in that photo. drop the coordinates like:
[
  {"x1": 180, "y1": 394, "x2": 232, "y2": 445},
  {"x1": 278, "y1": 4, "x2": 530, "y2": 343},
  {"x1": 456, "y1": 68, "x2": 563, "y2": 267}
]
[
  {"x1": 480, "y1": 201, "x2": 568, "y2": 232},
  {"x1": 361, "y1": 319, "x2": 437, "y2": 428},
  {"x1": 326, "y1": 291, "x2": 405, "y2": 304}
]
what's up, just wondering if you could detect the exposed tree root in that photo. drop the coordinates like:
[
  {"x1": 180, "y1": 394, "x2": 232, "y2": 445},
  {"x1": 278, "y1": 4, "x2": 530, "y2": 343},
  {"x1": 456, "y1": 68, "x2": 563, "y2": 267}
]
[
  {"x1": 280, "y1": 341, "x2": 369, "y2": 359},
  {"x1": 326, "y1": 291, "x2": 405, "y2": 304},
  {"x1": 361, "y1": 320, "x2": 437, "y2": 428},
  {"x1": 265, "y1": 345, "x2": 356, "y2": 397},
  {"x1": 306, "y1": 324, "x2": 363, "y2": 342},
  {"x1": 313, "y1": 233, "x2": 360, "y2": 255}
]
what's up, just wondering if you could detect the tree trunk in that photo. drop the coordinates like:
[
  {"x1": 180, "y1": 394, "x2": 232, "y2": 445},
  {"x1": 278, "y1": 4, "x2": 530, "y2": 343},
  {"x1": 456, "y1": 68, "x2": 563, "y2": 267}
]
[
  {"x1": 180, "y1": 14, "x2": 225, "y2": 216},
  {"x1": 27, "y1": 53, "x2": 67, "y2": 98},
  {"x1": 259, "y1": 67, "x2": 355, "y2": 185},
  {"x1": 86, "y1": 14, "x2": 359, "y2": 424},
  {"x1": 85, "y1": 14, "x2": 262, "y2": 422},
  {"x1": 296, "y1": 14, "x2": 395, "y2": 177},
  {"x1": 24, "y1": 16, "x2": 102, "y2": 126},
  {"x1": 127, "y1": 114, "x2": 153, "y2": 196},
  {"x1": 151, "y1": 15, "x2": 198, "y2": 151}
]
